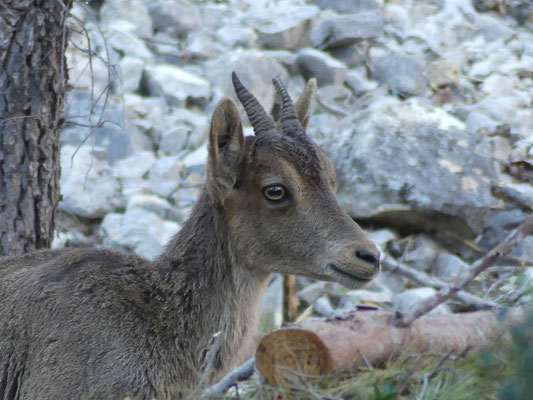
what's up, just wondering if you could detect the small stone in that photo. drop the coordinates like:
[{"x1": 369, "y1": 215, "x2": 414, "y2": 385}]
[
  {"x1": 383, "y1": 3, "x2": 410, "y2": 30},
  {"x1": 64, "y1": 89, "x2": 150, "y2": 162},
  {"x1": 311, "y1": 0, "x2": 381, "y2": 13},
  {"x1": 65, "y1": 36, "x2": 109, "y2": 93},
  {"x1": 296, "y1": 48, "x2": 347, "y2": 86},
  {"x1": 311, "y1": 10, "x2": 384, "y2": 49},
  {"x1": 510, "y1": 1, "x2": 533, "y2": 26},
  {"x1": 248, "y1": 5, "x2": 319, "y2": 50},
  {"x1": 434, "y1": 253, "x2": 469, "y2": 279},
  {"x1": 216, "y1": 25, "x2": 258, "y2": 49},
  {"x1": 127, "y1": 194, "x2": 183, "y2": 223},
  {"x1": 181, "y1": 144, "x2": 208, "y2": 169},
  {"x1": 481, "y1": 73, "x2": 518, "y2": 97},
  {"x1": 402, "y1": 234, "x2": 442, "y2": 271},
  {"x1": 328, "y1": 45, "x2": 366, "y2": 68},
  {"x1": 476, "y1": 14, "x2": 515, "y2": 42},
  {"x1": 377, "y1": 271, "x2": 407, "y2": 294},
  {"x1": 204, "y1": 50, "x2": 288, "y2": 114},
  {"x1": 371, "y1": 53, "x2": 427, "y2": 96},
  {"x1": 59, "y1": 145, "x2": 121, "y2": 219},
  {"x1": 142, "y1": 65, "x2": 211, "y2": 106},
  {"x1": 472, "y1": 96, "x2": 521, "y2": 123},
  {"x1": 262, "y1": 50, "x2": 299, "y2": 74},
  {"x1": 100, "y1": 0, "x2": 153, "y2": 38},
  {"x1": 147, "y1": 156, "x2": 186, "y2": 197},
  {"x1": 101, "y1": 209, "x2": 179, "y2": 260},
  {"x1": 432, "y1": 87, "x2": 454, "y2": 105},
  {"x1": 476, "y1": 207, "x2": 533, "y2": 263},
  {"x1": 345, "y1": 69, "x2": 378, "y2": 95},
  {"x1": 392, "y1": 288, "x2": 452, "y2": 316},
  {"x1": 170, "y1": 187, "x2": 202, "y2": 211},
  {"x1": 186, "y1": 30, "x2": 225, "y2": 59},
  {"x1": 488, "y1": 136, "x2": 512, "y2": 162},
  {"x1": 297, "y1": 281, "x2": 327, "y2": 305},
  {"x1": 465, "y1": 111, "x2": 499, "y2": 134},
  {"x1": 119, "y1": 57, "x2": 145, "y2": 93},
  {"x1": 317, "y1": 85, "x2": 351, "y2": 103},
  {"x1": 314, "y1": 296, "x2": 335, "y2": 316},
  {"x1": 147, "y1": 0, "x2": 202, "y2": 34},
  {"x1": 52, "y1": 230, "x2": 95, "y2": 250},
  {"x1": 427, "y1": 60, "x2": 460, "y2": 88},
  {"x1": 113, "y1": 151, "x2": 156, "y2": 180},
  {"x1": 367, "y1": 229, "x2": 397, "y2": 253},
  {"x1": 159, "y1": 126, "x2": 190, "y2": 156},
  {"x1": 344, "y1": 288, "x2": 392, "y2": 305},
  {"x1": 106, "y1": 29, "x2": 154, "y2": 61}
]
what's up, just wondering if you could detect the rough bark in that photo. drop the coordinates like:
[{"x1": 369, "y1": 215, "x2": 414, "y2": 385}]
[
  {"x1": 0, "y1": 0, "x2": 70, "y2": 255},
  {"x1": 256, "y1": 307, "x2": 528, "y2": 385}
]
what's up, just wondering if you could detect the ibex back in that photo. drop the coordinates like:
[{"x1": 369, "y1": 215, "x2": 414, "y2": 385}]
[{"x1": 0, "y1": 73, "x2": 380, "y2": 399}]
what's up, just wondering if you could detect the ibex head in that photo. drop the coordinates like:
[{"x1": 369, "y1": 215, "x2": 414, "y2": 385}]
[{"x1": 206, "y1": 72, "x2": 380, "y2": 289}]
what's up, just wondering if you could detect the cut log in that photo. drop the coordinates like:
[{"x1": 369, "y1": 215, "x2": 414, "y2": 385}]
[{"x1": 256, "y1": 307, "x2": 528, "y2": 385}]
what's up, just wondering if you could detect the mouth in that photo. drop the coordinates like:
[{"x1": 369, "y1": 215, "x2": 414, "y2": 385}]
[{"x1": 328, "y1": 264, "x2": 374, "y2": 284}]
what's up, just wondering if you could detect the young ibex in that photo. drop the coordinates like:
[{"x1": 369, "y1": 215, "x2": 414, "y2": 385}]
[{"x1": 0, "y1": 73, "x2": 380, "y2": 400}]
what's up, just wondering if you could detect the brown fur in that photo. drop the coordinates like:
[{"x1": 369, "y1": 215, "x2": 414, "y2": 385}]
[{"x1": 0, "y1": 77, "x2": 379, "y2": 399}]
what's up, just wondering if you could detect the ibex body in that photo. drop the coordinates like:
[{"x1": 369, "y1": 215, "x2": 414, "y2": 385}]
[{"x1": 0, "y1": 74, "x2": 380, "y2": 399}]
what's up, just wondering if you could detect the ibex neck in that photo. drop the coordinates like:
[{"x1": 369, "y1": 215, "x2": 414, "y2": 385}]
[
  {"x1": 157, "y1": 189, "x2": 251, "y2": 283},
  {"x1": 152, "y1": 188, "x2": 270, "y2": 384}
]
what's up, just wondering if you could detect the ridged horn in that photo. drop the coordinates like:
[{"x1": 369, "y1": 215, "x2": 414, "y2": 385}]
[
  {"x1": 272, "y1": 76, "x2": 303, "y2": 137},
  {"x1": 232, "y1": 72, "x2": 275, "y2": 136}
]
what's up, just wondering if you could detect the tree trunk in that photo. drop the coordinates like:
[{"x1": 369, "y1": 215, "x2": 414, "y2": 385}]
[
  {"x1": 256, "y1": 307, "x2": 529, "y2": 385},
  {"x1": 0, "y1": 0, "x2": 70, "y2": 255}
]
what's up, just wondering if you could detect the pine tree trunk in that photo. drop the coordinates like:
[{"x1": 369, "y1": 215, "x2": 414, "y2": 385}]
[{"x1": 0, "y1": 0, "x2": 71, "y2": 255}]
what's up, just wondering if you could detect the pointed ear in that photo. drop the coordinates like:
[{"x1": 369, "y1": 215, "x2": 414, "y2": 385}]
[
  {"x1": 207, "y1": 98, "x2": 245, "y2": 199},
  {"x1": 294, "y1": 78, "x2": 317, "y2": 131}
]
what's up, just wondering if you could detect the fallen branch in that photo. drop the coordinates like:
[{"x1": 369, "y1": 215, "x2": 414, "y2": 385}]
[
  {"x1": 451, "y1": 234, "x2": 533, "y2": 266},
  {"x1": 382, "y1": 257, "x2": 497, "y2": 309},
  {"x1": 396, "y1": 216, "x2": 533, "y2": 326},
  {"x1": 255, "y1": 307, "x2": 528, "y2": 385},
  {"x1": 204, "y1": 358, "x2": 255, "y2": 396}
]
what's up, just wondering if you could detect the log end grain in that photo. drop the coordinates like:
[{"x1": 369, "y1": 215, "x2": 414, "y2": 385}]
[{"x1": 256, "y1": 328, "x2": 333, "y2": 385}]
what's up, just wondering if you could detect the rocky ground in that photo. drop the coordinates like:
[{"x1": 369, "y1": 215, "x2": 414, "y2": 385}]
[{"x1": 59, "y1": 0, "x2": 533, "y2": 327}]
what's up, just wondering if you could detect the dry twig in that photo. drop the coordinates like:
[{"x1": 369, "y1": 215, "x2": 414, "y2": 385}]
[
  {"x1": 382, "y1": 257, "x2": 497, "y2": 309},
  {"x1": 282, "y1": 274, "x2": 299, "y2": 323},
  {"x1": 396, "y1": 216, "x2": 533, "y2": 327}
]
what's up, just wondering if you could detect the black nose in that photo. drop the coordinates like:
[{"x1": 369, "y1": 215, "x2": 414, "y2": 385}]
[{"x1": 356, "y1": 250, "x2": 380, "y2": 269}]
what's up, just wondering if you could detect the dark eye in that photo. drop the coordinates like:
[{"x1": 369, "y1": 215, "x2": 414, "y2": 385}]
[{"x1": 262, "y1": 185, "x2": 288, "y2": 202}]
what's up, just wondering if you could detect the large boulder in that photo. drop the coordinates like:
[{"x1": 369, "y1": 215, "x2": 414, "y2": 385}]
[{"x1": 312, "y1": 97, "x2": 499, "y2": 236}]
